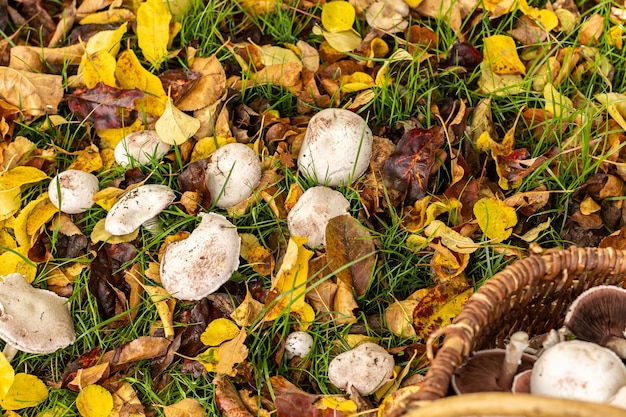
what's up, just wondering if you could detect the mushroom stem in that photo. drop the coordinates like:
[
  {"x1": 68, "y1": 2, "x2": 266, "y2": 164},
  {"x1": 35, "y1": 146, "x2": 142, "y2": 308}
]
[
  {"x1": 141, "y1": 216, "x2": 163, "y2": 236},
  {"x1": 2, "y1": 344, "x2": 18, "y2": 362},
  {"x1": 604, "y1": 335, "x2": 626, "y2": 359},
  {"x1": 498, "y1": 331, "x2": 529, "y2": 390}
]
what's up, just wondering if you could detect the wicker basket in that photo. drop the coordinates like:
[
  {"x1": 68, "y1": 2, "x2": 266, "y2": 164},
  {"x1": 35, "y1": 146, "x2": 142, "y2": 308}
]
[{"x1": 386, "y1": 246, "x2": 626, "y2": 417}]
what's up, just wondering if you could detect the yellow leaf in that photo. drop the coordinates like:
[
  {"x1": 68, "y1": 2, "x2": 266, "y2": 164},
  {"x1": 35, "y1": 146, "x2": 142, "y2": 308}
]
[
  {"x1": 115, "y1": 50, "x2": 167, "y2": 116},
  {"x1": 191, "y1": 136, "x2": 236, "y2": 162},
  {"x1": 196, "y1": 347, "x2": 219, "y2": 372},
  {"x1": 264, "y1": 236, "x2": 314, "y2": 322},
  {"x1": 0, "y1": 166, "x2": 47, "y2": 190},
  {"x1": 0, "y1": 373, "x2": 48, "y2": 410},
  {"x1": 477, "y1": 62, "x2": 524, "y2": 96},
  {"x1": 81, "y1": 51, "x2": 118, "y2": 88},
  {"x1": 0, "y1": 352, "x2": 15, "y2": 399},
  {"x1": 230, "y1": 286, "x2": 264, "y2": 327},
  {"x1": 321, "y1": 1, "x2": 355, "y2": 33},
  {"x1": 519, "y1": 218, "x2": 551, "y2": 242},
  {"x1": 312, "y1": 25, "x2": 361, "y2": 53},
  {"x1": 14, "y1": 192, "x2": 51, "y2": 248},
  {"x1": 85, "y1": 23, "x2": 127, "y2": 56},
  {"x1": 93, "y1": 187, "x2": 125, "y2": 211},
  {"x1": 25, "y1": 199, "x2": 56, "y2": 237},
  {"x1": 483, "y1": 35, "x2": 526, "y2": 75},
  {"x1": 0, "y1": 247, "x2": 36, "y2": 283},
  {"x1": 413, "y1": 276, "x2": 473, "y2": 340},
  {"x1": 96, "y1": 119, "x2": 144, "y2": 149},
  {"x1": 596, "y1": 93, "x2": 626, "y2": 131},
  {"x1": 90, "y1": 218, "x2": 140, "y2": 244},
  {"x1": 524, "y1": 8, "x2": 558, "y2": 31},
  {"x1": 473, "y1": 197, "x2": 518, "y2": 242},
  {"x1": 155, "y1": 99, "x2": 200, "y2": 145},
  {"x1": 76, "y1": 385, "x2": 114, "y2": 417},
  {"x1": 424, "y1": 220, "x2": 479, "y2": 253},
  {"x1": 67, "y1": 144, "x2": 104, "y2": 172},
  {"x1": 79, "y1": 8, "x2": 136, "y2": 25},
  {"x1": 317, "y1": 397, "x2": 358, "y2": 412},
  {"x1": 200, "y1": 318, "x2": 240, "y2": 347},
  {"x1": 163, "y1": 398, "x2": 203, "y2": 417},
  {"x1": 0, "y1": 188, "x2": 20, "y2": 220},
  {"x1": 0, "y1": 67, "x2": 43, "y2": 117},
  {"x1": 339, "y1": 71, "x2": 375, "y2": 93},
  {"x1": 543, "y1": 82, "x2": 572, "y2": 117},
  {"x1": 144, "y1": 285, "x2": 175, "y2": 339},
  {"x1": 137, "y1": 0, "x2": 171, "y2": 68},
  {"x1": 608, "y1": 25, "x2": 624, "y2": 50}
]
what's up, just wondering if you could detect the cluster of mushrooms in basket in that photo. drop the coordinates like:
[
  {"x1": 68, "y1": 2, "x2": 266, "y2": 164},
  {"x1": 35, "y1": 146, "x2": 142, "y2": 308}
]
[{"x1": 453, "y1": 285, "x2": 626, "y2": 408}]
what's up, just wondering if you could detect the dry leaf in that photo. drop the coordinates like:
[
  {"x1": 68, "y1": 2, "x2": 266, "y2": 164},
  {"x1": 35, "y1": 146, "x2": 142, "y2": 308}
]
[
  {"x1": 424, "y1": 220, "x2": 479, "y2": 254},
  {"x1": 483, "y1": 35, "x2": 526, "y2": 75},
  {"x1": 155, "y1": 99, "x2": 201, "y2": 145},
  {"x1": 76, "y1": 385, "x2": 113, "y2": 417},
  {"x1": 321, "y1": 1, "x2": 356, "y2": 33},
  {"x1": 201, "y1": 318, "x2": 240, "y2": 347},
  {"x1": 163, "y1": 398, "x2": 203, "y2": 417},
  {"x1": 115, "y1": 49, "x2": 167, "y2": 116},
  {"x1": 473, "y1": 197, "x2": 518, "y2": 242},
  {"x1": 0, "y1": 373, "x2": 49, "y2": 410},
  {"x1": 176, "y1": 55, "x2": 226, "y2": 111},
  {"x1": 385, "y1": 299, "x2": 419, "y2": 338},
  {"x1": 231, "y1": 286, "x2": 264, "y2": 327},
  {"x1": 137, "y1": 0, "x2": 171, "y2": 68}
]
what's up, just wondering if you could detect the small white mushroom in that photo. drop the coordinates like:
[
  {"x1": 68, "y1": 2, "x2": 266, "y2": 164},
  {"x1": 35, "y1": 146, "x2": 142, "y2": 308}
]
[
  {"x1": 298, "y1": 108, "x2": 373, "y2": 187},
  {"x1": 114, "y1": 130, "x2": 171, "y2": 167},
  {"x1": 0, "y1": 273, "x2": 75, "y2": 361},
  {"x1": 328, "y1": 342, "x2": 395, "y2": 395},
  {"x1": 105, "y1": 184, "x2": 175, "y2": 236},
  {"x1": 48, "y1": 169, "x2": 99, "y2": 214},
  {"x1": 284, "y1": 331, "x2": 314, "y2": 360},
  {"x1": 160, "y1": 212, "x2": 240, "y2": 300},
  {"x1": 366, "y1": 0, "x2": 410, "y2": 33},
  {"x1": 287, "y1": 186, "x2": 350, "y2": 248},
  {"x1": 530, "y1": 340, "x2": 626, "y2": 403},
  {"x1": 205, "y1": 143, "x2": 262, "y2": 208}
]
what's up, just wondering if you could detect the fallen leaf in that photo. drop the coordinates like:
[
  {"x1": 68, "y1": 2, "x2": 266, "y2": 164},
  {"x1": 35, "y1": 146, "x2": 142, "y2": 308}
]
[
  {"x1": 110, "y1": 382, "x2": 145, "y2": 417},
  {"x1": 137, "y1": 0, "x2": 171, "y2": 68},
  {"x1": 579, "y1": 13, "x2": 603, "y2": 45},
  {"x1": 115, "y1": 49, "x2": 167, "y2": 116},
  {"x1": 106, "y1": 336, "x2": 171, "y2": 365},
  {"x1": 155, "y1": 98, "x2": 200, "y2": 145},
  {"x1": 424, "y1": 220, "x2": 479, "y2": 254},
  {"x1": 385, "y1": 299, "x2": 419, "y2": 338},
  {"x1": 231, "y1": 286, "x2": 264, "y2": 327},
  {"x1": 214, "y1": 374, "x2": 254, "y2": 417},
  {"x1": 0, "y1": 352, "x2": 15, "y2": 398},
  {"x1": 201, "y1": 318, "x2": 240, "y2": 347},
  {"x1": 76, "y1": 384, "x2": 113, "y2": 417},
  {"x1": 312, "y1": 25, "x2": 361, "y2": 53},
  {"x1": 176, "y1": 55, "x2": 226, "y2": 111},
  {"x1": 144, "y1": 285, "x2": 176, "y2": 339},
  {"x1": 473, "y1": 197, "x2": 518, "y2": 242},
  {"x1": 321, "y1": 1, "x2": 356, "y2": 33},
  {"x1": 163, "y1": 398, "x2": 203, "y2": 417},
  {"x1": 483, "y1": 34, "x2": 526, "y2": 75},
  {"x1": 0, "y1": 373, "x2": 49, "y2": 410}
]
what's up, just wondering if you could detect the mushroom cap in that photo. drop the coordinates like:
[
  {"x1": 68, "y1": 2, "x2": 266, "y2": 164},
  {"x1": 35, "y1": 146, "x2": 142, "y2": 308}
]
[
  {"x1": 105, "y1": 184, "x2": 175, "y2": 236},
  {"x1": 564, "y1": 285, "x2": 626, "y2": 347},
  {"x1": 160, "y1": 212, "x2": 240, "y2": 300},
  {"x1": 298, "y1": 108, "x2": 373, "y2": 187},
  {"x1": 328, "y1": 342, "x2": 395, "y2": 395},
  {"x1": 287, "y1": 186, "x2": 350, "y2": 248},
  {"x1": 451, "y1": 349, "x2": 536, "y2": 394},
  {"x1": 48, "y1": 169, "x2": 99, "y2": 214},
  {"x1": 530, "y1": 340, "x2": 626, "y2": 403},
  {"x1": 205, "y1": 143, "x2": 262, "y2": 208},
  {"x1": 0, "y1": 273, "x2": 75, "y2": 354},
  {"x1": 114, "y1": 130, "x2": 171, "y2": 167},
  {"x1": 366, "y1": 1, "x2": 410, "y2": 33},
  {"x1": 284, "y1": 331, "x2": 314, "y2": 360}
]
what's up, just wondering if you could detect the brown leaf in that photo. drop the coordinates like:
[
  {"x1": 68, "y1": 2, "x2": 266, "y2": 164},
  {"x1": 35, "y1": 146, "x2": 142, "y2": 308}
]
[
  {"x1": 214, "y1": 375, "x2": 254, "y2": 417},
  {"x1": 160, "y1": 69, "x2": 202, "y2": 104},
  {"x1": 325, "y1": 215, "x2": 377, "y2": 297},
  {"x1": 103, "y1": 336, "x2": 171, "y2": 365},
  {"x1": 163, "y1": 398, "x2": 203, "y2": 417},
  {"x1": 177, "y1": 157, "x2": 212, "y2": 209},
  {"x1": 176, "y1": 55, "x2": 226, "y2": 111},
  {"x1": 382, "y1": 126, "x2": 445, "y2": 205}
]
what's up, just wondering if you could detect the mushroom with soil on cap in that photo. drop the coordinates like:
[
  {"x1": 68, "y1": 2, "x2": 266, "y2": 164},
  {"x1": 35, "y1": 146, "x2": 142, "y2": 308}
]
[
  {"x1": 284, "y1": 331, "x2": 314, "y2": 360},
  {"x1": 564, "y1": 285, "x2": 626, "y2": 358},
  {"x1": 287, "y1": 186, "x2": 350, "y2": 248},
  {"x1": 105, "y1": 184, "x2": 175, "y2": 236},
  {"x1": 48, "y1": 169, "x2": 99, "y2": 214},
  {"x1": 328, "y1": 342, "x2": 395, "y2": 395},
  {"x1": 0, "y1": 273, "x2": 75, "y2": 361},
  {"x1": 298, "y1": 108, "x2": 373, "y2": 187},
  {"x1": 366, "y1": 0, "x2": 410, "y2": 33},
  {"x1": 160, "y1": 212, "x2": 240, "y2": 300},
  {"x1": 114, "y1": 130, "x2": 171, "y2": 167},
  {"x1": 205, "y1": 142, "x2": 262, "y2": 209},
  {"x1": 452, "y1": 331, "x2": 535, "y2": 394},
  {"x1": 530, "y1": 339, "x2": 626, "y2": 403}
]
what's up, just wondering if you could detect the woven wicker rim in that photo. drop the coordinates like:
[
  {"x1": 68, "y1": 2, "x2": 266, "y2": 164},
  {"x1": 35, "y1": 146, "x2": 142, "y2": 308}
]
[{"x1": 389, "y1": 246, "x2": 626, "y2": 416}]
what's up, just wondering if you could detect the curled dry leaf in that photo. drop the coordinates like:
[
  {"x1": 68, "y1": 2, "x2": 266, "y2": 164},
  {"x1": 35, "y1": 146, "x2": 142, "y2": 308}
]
[
  {"x1": 155, "y1": 99, "x2": 201, "y2": 145},
  {"x1": 176, "y1": 55, "x2": 226, "y2": 111},
  {"x1": 162, "y1": 398, "x2": 204, "y2": 417}
]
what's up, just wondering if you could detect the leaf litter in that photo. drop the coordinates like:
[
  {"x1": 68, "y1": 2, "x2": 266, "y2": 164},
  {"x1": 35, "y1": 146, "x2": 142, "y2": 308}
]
[{"x1": 2, "y1": 0, "x2": 626, "y2": 415}]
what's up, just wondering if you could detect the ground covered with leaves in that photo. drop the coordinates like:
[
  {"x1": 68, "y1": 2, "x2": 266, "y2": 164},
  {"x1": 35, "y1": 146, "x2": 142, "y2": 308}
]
[{"x1": 2, "y1": 0, "x2": 626, "y2": 415}]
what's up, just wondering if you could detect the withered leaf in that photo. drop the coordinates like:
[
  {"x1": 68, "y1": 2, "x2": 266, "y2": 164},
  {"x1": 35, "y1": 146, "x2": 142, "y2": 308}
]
[
  {"x1": 159, "y1": 69, "x2": 202, "y2": 104},
  {"x1": 67, "y1": 83, "x2": 144, "y2": 130},
  {"x1": 88, "y1": 243, "x2": 136, "y2": 321},
  {"x1": 177, "y1": 157, "x2": 212, "y2": 211},
  {"x1": 178, "y1": 298, "x2": 230, "y2": 357},
  {"x1": 103, "y1": 336, "x2": 171, "y2": 365},
  {"x1": 214, "y1": 375, "x2": 254, "y2": 417},
  {"x1": 382, "y1": 126, "x2": 445, "y2": 205}
]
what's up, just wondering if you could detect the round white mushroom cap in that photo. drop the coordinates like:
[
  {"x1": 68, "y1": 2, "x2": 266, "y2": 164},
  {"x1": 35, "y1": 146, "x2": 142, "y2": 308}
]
[
  {"x1": 48, "y1": 169, "x2": 99, "y2": 214},
  {"x1": 0, "y1": 273, "x2": 75, "y2": 355},
  {"x1": 114, "y1": 130, "x2": 171, "y2": 167},
  {"x1": 284, "y1": 331, "x2": 314, "y2": 360},
  {"x1": 105, "y1": 184, "x2": 176, "y2": 236},
  {"x1": 205, "y1": 143, "x2": 262, "y2": 208},
  {"x1": 328, "y1": 342, "x2": 395, "y2": 395},
  {"x1": 160, "y1": 212, "x2": 240, "y2": 300},
  {"x1": 298, "y1": 108, "x2": 373, "y2": 187},
  {"x1": 366, "y1": 1, "x2": 410, "y2": 33},
  {"x1": 530, "y1": 340, "x2": 626, "y2": 403},
  {"x1": 287, "y1": 186, "x2": 350, "y2": 248}
]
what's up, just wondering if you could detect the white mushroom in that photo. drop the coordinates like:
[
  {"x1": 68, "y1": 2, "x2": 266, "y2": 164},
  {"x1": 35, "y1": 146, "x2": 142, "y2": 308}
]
[
  {"x1": 366, "y1": 0, "x2": 410, "y2": 33},
  {"x1": 298, "y1": 108, "x2": 373, "y2": 187},
  {"x1": 205, "y1": 143, "x2": 262, "y2": 208},
  {"x1": 105, "y1": 184, "x2": 175, "y2": 236},
  {"x1": 0, "y1": 273, "x2": 75, "y2": 361},
  {"x1": 48, "y1": 169, "x2": 99, "y2": 214},
  {"x1": 114, "y1": 130, "x2": 171, "y2": 167},
  {"x1": 284, "y1": 331, "x2": 314, "y2": 360},
  {"x1": 287, "y1": 186, "x2": 350, "y2": 248},
  {"x1": 530, "y1": 340, "x2": 626, "y2": 403},
  {"x1": 328, "y1": 342, "x2": 395, "y2": 395},
  {"x1": 160, "y1": 212, "x2": 240, "y2": 300}
]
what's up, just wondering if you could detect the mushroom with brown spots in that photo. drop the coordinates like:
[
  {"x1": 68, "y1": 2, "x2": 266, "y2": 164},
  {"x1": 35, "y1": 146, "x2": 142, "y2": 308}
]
[
  {"x1": 287, "y1": 186, "x2": 350, "y2": 248},
  {"x1": 160, "y1": 212, "x2": 240, "y2": 300},
  {"x1": 328, "y1": 342, "x2": 395, "y2": 395},
  {"x1": 114, "y1": 130, "x2": 171, "y2": 167},
  {"x1": 105, "y1": 184, "x2": 176, "y2": 236},
  {"x1": 48, "y1": 169, "x2": 99, "y2": 214},
  {"x1": 0, "y1": 273, "x2": 75, "y2": 361},
  {"x1": 564, "y1": 285, "x2": 626, "y2": 358}
]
